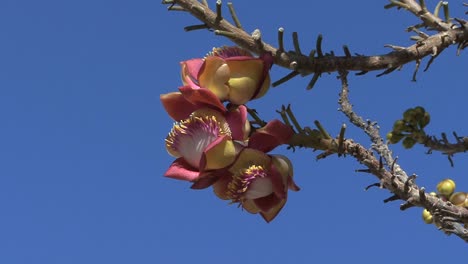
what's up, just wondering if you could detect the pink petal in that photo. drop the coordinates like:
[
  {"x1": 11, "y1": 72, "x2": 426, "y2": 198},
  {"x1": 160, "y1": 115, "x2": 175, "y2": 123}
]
[
  {"x1": 269, "y1": 162, "x2": 287, "y2": 199},
  {"x1": 225, "y1": 105, "x2": 249, "y2": 141},
  {"x1": 160, "y1": 92, "x2": 198, "y2": 121},
  {"x1": 259, "y1": 198, "x2": 286, "y2": 223},
  {"x1": 248, "y1": 119, "x2": 294, "y2": 152},
  {"x1": 260, "y1": 52, "x2": 274, "y2": 71},
  {"x1": 181, "y1": 58, "x2": 204, "y2": 89},
  {"x1": 191, "y1": 169, "x2": 229, "y2": 189},
  {"x1": 179, "y1": 85, "x2": 226, "y2": 113},
  {"x1": 213, "y1": 174, "x2": 233, "y2": 200},
  {"x1": 164, "y1": 157, "x2": 200, "y2": 181},
  {"x1": 288, "y1": 177, "x2": 301, "y2": 192},
  {"x1": 253, "y1": 193, "x2": 281, "y2": 214},
  {"x1": 199, "y1": 135, "x2": 236, "y2": 171}
]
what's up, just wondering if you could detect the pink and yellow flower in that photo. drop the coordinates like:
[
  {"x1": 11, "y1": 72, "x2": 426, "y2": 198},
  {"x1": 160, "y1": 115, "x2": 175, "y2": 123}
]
[
  {"x1": 181, "y1": 46, "x2": 273, "y2": 105},
  {"x1": 164, "y1": 108, "x2": 241, "y2": 182},
  {"x1": 213, "y1": 148, "x2": 299, "y2": 222},
  {"x1": 160, "y1": 92, "x2": 250, "y2": 141}
]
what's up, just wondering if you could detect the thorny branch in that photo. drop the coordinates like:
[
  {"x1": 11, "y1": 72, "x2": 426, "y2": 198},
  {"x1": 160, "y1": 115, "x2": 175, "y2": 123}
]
[
  {"x1": 162, "y1": 0, "x2": 468, "y2": 242},
  {"x1": 166, "y1": 0, "x2": 467, "y2": 77},
  {"x1": 337, "y1": 70, "x2": 468, "y2": 242}
]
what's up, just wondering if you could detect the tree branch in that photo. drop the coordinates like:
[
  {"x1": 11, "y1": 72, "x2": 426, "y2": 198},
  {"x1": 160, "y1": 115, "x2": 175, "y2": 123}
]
[
  {"x1": 336, "y1": 69, "x2": 468, "y2": 242},
  {"x1": 169, "y1": 0, "x2": 467, "y2": 76}
]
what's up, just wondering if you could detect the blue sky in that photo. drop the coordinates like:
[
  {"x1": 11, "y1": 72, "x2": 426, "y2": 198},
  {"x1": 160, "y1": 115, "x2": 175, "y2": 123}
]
[{"x1": 1, "y1": 0, "x2": 467, "y2": 263}]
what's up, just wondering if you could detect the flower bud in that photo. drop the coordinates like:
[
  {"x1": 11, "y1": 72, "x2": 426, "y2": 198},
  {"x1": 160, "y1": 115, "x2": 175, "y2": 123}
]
[
  {"x1": 387, "y1": 131, "x2": 404, "y2": 144},
  {"x1": 181, "y1": 46, "x2": 273, "y2": 105},
  {"x1": 402, "y1": 137, "x2": 416, "y2": 149},
  {"x1": 449, "y1": 192, "x2": 467, "y2": 207},
  {"x1": 418, "y1": 112, "x2": 430, "y2": 129},
  {"x1": 436, "y1": 178, "x2": 456, "y2": 197},
  {"x1": 392, "y1": 120, "x2": 407, "y2": 133},
  {"x1": 422, "y1": 209, "x2": 433, "y2": 224},
  {"x1": 403, "y1": 108, "x2": 416, "y2": 123}
]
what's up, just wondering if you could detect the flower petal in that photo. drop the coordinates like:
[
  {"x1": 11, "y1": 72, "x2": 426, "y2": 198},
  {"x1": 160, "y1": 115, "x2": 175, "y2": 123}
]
[
  {"x1": 202, "y1": 135, "x2": 237, "y2": 171},
  {"x1": 248, "y1": 120, "x2": 294, "y2": 152},
  {"x1": 179, "y1": 85, "x2": 226, "y2": 112},
  {"x1": 198, "y1": 56, "x2": 230, "y2": 100},
  {"x1": 242, "y1": 199, "x2": 260, "y2": 214},
  {"x1": 253, "y1": 193, "x2": 281, "y2": 214},
  {"x1": 181, "y1": 58, "x2": 204, "y2": 88},
  {"x1": 190, "y1": 169, "x2": 228, "y2": 189},
  {"x1": 160, "y1": 92, "x2": 198, "y2": 121},
  {"x1": 228, "y1": 148, "x2": 270, "y2": 174},
  {"x1": 213, "y1": 174, "x2": 233, "y2": 200},
  {"x1": 268, "y1": 162, "x2": 287, "y2": 199},
  {"x1": 225, "y1": 105, "x2": 250, "y2": 141},
  {"x1": 259, "y1": 198, "x2": 286, "y2": 223},
  {"x1": 164, "y1": 157, "x2": 200, "y2": 181},
  {"x1": 226, "y1": 60, "x2": 264, "y2": 105}
]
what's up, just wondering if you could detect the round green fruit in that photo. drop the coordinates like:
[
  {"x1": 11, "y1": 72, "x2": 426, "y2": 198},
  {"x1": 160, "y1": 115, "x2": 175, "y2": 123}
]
[
  {"x1": 422, "y1": 209, "x2": 433, "y2": 224},
  {"x1": 437, "y1": 179, "x2": 456, "y2": 197},
  {"x1": 449, "y1": 192, "x2": 467, "y2": 206}
]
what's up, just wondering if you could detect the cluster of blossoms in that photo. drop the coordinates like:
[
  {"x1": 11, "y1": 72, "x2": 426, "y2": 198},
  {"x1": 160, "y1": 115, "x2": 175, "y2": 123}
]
[
  {"x1": 160, "y1": 46, "x2": 299, "y2": 222},
  {"x1": 422, "y1": 179, "x2": 468, "y2": 227}
]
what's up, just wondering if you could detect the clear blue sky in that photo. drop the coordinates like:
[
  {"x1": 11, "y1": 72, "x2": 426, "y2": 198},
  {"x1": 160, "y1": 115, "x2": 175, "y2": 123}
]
[{"x1": 1, "y1": 1, "x2": 467, "y2": 263}]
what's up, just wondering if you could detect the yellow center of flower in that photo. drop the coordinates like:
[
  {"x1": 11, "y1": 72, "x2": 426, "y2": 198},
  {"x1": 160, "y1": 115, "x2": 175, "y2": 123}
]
[
  {"x1": 165, "y1": 113, "x2": 230, "y2": 168},
  {"x1": 227, "y1": 165, "x2": 272, "y2": 202}
]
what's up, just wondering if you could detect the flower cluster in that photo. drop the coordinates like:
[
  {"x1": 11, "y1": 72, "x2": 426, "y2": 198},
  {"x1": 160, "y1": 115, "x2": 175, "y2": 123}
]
[{"x1": 160, "y1": 46, "x2": 299, "y2": 222}]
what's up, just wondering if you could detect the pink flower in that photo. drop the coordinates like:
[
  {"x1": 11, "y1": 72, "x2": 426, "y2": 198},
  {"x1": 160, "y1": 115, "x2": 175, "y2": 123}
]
[
  {"x1": 181, "y1": 46, "x2": 273, "y2": 105},
  {"x1": 164, "y1": 108, "x2": 242, "y2": 182},
  {"x1": 160, "y1": 92, "x2": 250, "y2": 141},
  {"x1": 213, "y1": 148, "x2": 299, "y2": 222}
]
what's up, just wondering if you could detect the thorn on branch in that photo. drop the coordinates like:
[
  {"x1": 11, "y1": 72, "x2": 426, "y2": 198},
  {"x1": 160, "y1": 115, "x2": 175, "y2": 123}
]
[
  {"x1": 365, "y1": 182, "x2": 381, "y2": 190},
  {"x1": 376, "y1": 66, "x2": 398, "y2": 77},
  {"x1": 307, "y1": 72, "x2": 321, "y2": 90},
  {"x1": 227, "y1": 2, "x2": 242, "y2": 29},
  {"x1": 285, "y1": 105, "x2": 303, "y2": 133},
  {"x1": 337, "y1": 124, "x2": 346, "y2": 156},
  {"x1": 251, "y1": 29, "x2": 264, "y2": 50},
  {"x1": 424, "y1": 49, "x2": 441, "y2": 71},
  {"x1": 314, "y1": 120, "x2": 331, "y2": 139},
  {"x1": 391, "y1": 157, "x2": 398, "y2": 173},
  {"x1": 214, "y1": 29, "x2": 237, "y2": 38},
  {"x1": 434, "y1": 1, "x2": 445, "y2": 19},
  {"x1": 355, "y1": 71, "x2": 368, "y2": 76},
  {"x1": 343, "y1": 45, "x2": 351, "y2": 57},
  {"x1": 292, "y1": 32, "x2": 303, "y2": 55},
  {"x1": 167, "y1": 4, "x2": 186, "y2": 11},
  {"x1": 419, "y1": 187, "x2": 427, "y2": 203},
  {"x1": 247, "y1": 107, "x2": 266, "y2": 127},
  {"x1": 356, "y1": 169, "x2": 372, "y2": 174},
  {"x1": 385, "y1": 0, "x2": 410, "y2": 10},
  {"x1": 400, "y1": 201, "x2": 416, "y2": 210},
  {"x1": 384, "y1": 194, "x2": 400, "y2": 203},
  {"x1": 308, "y1": 49, "x2": 316, "y2": 61},
  {"x1": 316, "y1": 34, "x2": 324, "y2": 58},
  {"x1": 442, "y1": 1, "x2": 450, "y2": 23},
  {"x1": 277, "y1": 27, "x2": 285, "y2": 53},
  {"x1": 448, "y1": 154, "x2": 454, "y2": 167},
  {"x1": 404, "y1": 174, "x2": 417, "y2": 193},
  {"x1": 276, "y1": 105, "x2": 293, "y2": 129},
  {"x1": 272, "y1": 71, "x2": 300, "y2": 87},
  {"x1": 419, "y1": 0, "x2": 427, "y2": 12},
  {"x1": 185, "y1": 24, "x2": 210, "y2": 31},
  {"x1": 412, "y1": 59, "x2": 421, "y2": 81},
  {"x1": 215, "y1": 0, "x2": 223, "y2": 23}
]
